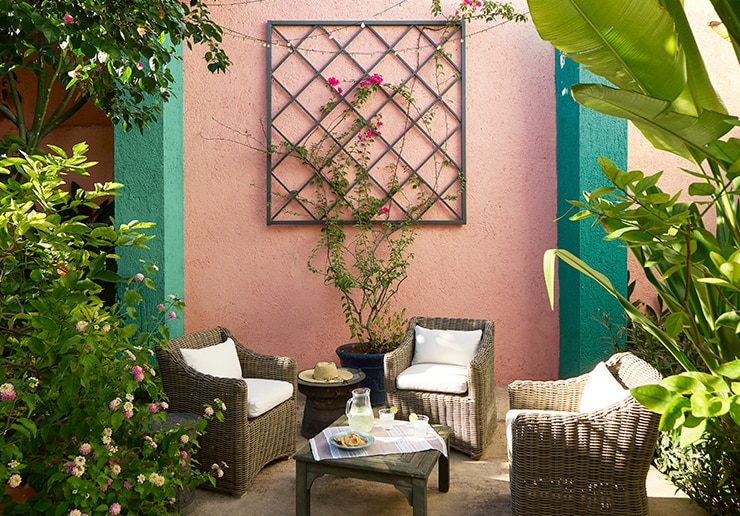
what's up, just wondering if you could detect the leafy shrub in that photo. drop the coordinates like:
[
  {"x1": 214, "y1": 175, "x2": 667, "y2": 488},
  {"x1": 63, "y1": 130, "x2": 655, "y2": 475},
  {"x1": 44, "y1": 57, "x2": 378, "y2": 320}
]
[{"x1": 0, "y1": 144, "x2": 223, "y2": 515}]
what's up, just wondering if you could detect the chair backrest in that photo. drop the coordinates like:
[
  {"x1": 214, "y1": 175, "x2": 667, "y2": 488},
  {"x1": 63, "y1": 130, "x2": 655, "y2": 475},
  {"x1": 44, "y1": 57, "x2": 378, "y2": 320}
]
[{"x1": 605, "y1": 351, "x2": 663, "y2": 390}]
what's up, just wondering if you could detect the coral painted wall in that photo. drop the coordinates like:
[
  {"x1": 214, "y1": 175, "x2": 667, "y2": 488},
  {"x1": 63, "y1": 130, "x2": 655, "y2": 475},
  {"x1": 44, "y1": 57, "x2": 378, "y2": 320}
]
[{"x1": 181, "y1": 0, "x2": 560, "y2": 384}]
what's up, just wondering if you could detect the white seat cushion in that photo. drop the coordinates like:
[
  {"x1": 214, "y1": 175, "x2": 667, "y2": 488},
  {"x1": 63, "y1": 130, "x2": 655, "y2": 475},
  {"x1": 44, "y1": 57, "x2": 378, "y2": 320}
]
[
  {"x1": 243, "y1": 378, "x2": 293, "y2": 418},
  {"x1": 180, "y1": 337, "x2": 242, "y2": 379},
  {"x1": 505, "y1": 409, "x2": 577, "y2": 459},
  {"x1": 396, "y1": 363, "x2": 469, "y2": 394},
  {"x1": 412, "y1": 326, "x2": 482, "y2": 367},
  {"x1": 578, "y1": 361, "x2": 629, "y2": 412}
]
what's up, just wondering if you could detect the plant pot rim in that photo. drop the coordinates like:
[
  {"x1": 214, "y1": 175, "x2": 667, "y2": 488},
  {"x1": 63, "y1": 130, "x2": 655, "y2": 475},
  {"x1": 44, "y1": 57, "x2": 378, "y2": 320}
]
[{"x1": 335, "y1": 342, "x2": 388, "y2": 357}]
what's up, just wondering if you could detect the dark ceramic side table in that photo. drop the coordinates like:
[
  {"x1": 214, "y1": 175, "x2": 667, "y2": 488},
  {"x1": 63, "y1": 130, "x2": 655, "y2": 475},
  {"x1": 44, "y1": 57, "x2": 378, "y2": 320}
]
[{"x1": 296, "y1": 368, "x2": 365, "y2": 438}]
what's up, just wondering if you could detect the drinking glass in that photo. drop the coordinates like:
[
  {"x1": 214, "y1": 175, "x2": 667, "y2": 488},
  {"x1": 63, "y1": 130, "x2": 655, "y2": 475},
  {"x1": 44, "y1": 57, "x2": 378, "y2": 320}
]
[
  {"x1": 378, "y1": 408, "x2": 395, "y2": 430},
  {"x1": 412, "y1": 415, "x2": 429, "y2": 437}
]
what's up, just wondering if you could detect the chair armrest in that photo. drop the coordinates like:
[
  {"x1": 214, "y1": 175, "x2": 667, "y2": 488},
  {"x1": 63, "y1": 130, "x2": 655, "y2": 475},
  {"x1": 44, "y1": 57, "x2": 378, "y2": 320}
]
[
  {"x1": 508, "y1": 374, "x2": 587, "y2": 412},
  {"x1": 384, "y1": 327, "x2": 415, "y2": 395},
  {"x1": 468, "y1": 320, "x2": 495, "y2": 400}
]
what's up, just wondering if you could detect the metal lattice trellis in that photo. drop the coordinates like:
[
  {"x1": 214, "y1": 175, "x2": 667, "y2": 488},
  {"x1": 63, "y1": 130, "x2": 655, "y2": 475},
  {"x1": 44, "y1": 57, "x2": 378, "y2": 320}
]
[{"x1": 266, "y1": 20, "x2": 466, "y2": 225}]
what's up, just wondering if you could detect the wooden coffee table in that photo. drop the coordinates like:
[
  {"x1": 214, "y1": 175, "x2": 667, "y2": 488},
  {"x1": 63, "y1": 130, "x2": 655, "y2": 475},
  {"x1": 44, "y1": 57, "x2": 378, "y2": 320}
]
[{"x1": 294, "y1": 415, "x2": 451, "y2": 516}]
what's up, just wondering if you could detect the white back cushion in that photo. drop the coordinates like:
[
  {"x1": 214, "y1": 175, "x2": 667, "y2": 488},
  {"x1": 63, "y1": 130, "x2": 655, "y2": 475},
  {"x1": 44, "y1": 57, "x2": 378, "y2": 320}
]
[
  {"x1": 180, "y1": 337, "x2": 242, "y2": 379},
  {"x1": 396, "y1": 363, "x2": 469, "y2": 394},
  {"x1": 578, "y1": 361, "x2": 629, "y2": 412},
  {"x1": 243, "y1": 379, "x2": 294, "y2": 418},
  {"x1": 412, "y1": 326, "x2": 482, "y2": 366}
]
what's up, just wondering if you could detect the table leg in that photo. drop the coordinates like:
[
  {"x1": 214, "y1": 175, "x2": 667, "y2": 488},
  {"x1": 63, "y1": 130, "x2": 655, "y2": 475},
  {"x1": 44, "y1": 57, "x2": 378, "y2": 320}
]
[
  {"x1": 295, "y1": 461, "x2": 310, "y2": 516},
  {"x1": 411, "y1": 478, "x2": 427, "y2": 516},
  {"x1": 438, "y1": 450, "x2": 450, "y2": 493}
]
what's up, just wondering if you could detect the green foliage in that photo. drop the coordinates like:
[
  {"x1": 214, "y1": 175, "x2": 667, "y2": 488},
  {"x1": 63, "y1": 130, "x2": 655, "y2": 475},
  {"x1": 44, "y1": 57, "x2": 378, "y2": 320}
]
[
  {"x1": 610, "y1": 308, "x2": 738, "y2": 514},
  {"x1": 291, "y1": 75, "x2": 424, "y2": 354},
  {"x1": 532, "y1": 0, "x2": 740, "y2": 509},
  {"x1": 0, "y1": 0, "x2": 230, "y2": 152},
  {"x1": 0, "y1": 145, "x2": 224, "y2": 514}
]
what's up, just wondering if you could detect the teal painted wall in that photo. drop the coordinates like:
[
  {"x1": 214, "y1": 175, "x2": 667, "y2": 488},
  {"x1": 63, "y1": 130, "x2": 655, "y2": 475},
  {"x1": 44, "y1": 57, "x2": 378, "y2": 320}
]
[
  {"x1": 114, "y1": 51, "x2": 185, "y2": 338},
  {"x1": 556, "y1": 55, "x2": 628, "y2": 378}
]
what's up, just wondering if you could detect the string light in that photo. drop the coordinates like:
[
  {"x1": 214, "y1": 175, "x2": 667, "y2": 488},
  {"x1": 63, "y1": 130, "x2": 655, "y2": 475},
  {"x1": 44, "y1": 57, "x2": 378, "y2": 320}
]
[{"x1": 212, "y1": 0, "x2": 527, "y2": 56}]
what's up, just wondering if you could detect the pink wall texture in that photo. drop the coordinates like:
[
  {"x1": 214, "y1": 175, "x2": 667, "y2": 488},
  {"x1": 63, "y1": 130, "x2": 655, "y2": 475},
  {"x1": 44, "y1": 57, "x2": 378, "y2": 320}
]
[{"x1": 182, "y1": 0, "x2": 560, "y2": 384}]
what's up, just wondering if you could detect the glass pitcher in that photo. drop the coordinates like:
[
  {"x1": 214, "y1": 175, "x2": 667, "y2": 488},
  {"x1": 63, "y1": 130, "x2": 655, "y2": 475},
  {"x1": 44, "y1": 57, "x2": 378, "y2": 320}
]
[{"x1": 345, "y1": 387, "x2": 374, "y2": 433}]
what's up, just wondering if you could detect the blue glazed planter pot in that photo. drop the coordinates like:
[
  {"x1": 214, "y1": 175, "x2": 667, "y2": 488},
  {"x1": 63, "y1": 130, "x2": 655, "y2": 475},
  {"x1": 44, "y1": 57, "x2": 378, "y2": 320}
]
[{"x1": 335, "y1": 343, "x2": 386, "y2": 407}]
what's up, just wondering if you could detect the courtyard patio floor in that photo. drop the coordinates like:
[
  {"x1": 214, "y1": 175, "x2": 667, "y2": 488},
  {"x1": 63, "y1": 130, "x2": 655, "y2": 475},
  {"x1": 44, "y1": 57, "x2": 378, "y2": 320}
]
[{"x1": 188, "y1": 388, "x2": 707, "y2": 516}]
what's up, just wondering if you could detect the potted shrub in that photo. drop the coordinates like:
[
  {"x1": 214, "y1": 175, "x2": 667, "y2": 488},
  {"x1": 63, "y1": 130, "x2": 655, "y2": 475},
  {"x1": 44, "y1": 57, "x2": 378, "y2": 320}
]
[{"x1": 275, "y1": 73, "x2": 431, "y2": 405}]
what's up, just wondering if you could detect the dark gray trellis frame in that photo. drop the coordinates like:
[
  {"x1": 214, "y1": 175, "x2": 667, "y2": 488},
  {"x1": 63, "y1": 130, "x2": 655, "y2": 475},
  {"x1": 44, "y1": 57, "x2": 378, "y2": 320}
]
[{"x1": 266, "y1": 20, "x2": 466, "y2": 225}]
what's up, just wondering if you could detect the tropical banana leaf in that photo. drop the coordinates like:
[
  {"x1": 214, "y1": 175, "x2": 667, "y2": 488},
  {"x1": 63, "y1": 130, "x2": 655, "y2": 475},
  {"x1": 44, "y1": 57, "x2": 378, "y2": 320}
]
[
  {"x1": 710, "y1": 0, "x2": 740, "y2": 64},
  {"x1": 544, "y1": 248, "x2": 695, "y2": 370},
  {"x1": 571, "y1": 83, "x2": 736, "y2": 161},
  {"x1": 527, "y1": 0, "x2": 685, "y2": 99}
]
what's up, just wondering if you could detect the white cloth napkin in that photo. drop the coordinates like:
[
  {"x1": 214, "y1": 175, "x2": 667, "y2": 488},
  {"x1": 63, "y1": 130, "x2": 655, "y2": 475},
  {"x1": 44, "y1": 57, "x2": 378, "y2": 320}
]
[{"x1": 309, "y1": 421, "x2": 448, "y2": 461}]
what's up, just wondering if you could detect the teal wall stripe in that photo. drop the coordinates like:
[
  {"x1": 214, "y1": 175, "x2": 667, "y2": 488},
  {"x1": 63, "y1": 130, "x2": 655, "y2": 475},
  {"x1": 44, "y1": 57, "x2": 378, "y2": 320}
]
[
  {"x1": 556, "y1": 54, "x2": 628, "y2": 378},
  {"x1": 114, "y1": 47, "x2": 185, "y2": 338}
]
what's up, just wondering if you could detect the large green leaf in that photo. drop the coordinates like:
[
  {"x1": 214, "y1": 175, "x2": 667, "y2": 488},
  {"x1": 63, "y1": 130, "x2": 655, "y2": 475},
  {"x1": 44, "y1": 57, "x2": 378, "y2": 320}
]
[
  {"x1": 571, "y1": 84, "x2": 735, "y2": 161},
  {"x1": 544, "y1": 248, "x2": 695, "y2": 370},
  {"x1": 527, "y1": 0, "x2": 685, "y2": 99}
]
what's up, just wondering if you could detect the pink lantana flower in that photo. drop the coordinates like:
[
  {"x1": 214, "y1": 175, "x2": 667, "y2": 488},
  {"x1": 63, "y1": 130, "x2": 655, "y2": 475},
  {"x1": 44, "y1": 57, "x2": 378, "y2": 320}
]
[
  {"x1": 134, "y1": 273, "x2": 145, "y2": 281},
  {"x1": 109, "y1": 502, "x2": 121, "y2": 515},
  {"x1": 0, "y1": 383, "x2": 16, "y2": 401},
  {"x1": 132, "y1": 365, "x2": 145, "y2": 382}
]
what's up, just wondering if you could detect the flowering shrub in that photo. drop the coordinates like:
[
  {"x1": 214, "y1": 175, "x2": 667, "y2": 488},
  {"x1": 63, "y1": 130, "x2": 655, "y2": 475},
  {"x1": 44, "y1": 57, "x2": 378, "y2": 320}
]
[
  {"x1": 0, "y1": 144, "x2": 222, "y2": 514},
  {"x1": 273, "y1": 73, "x2": 433, "y2": 353}
]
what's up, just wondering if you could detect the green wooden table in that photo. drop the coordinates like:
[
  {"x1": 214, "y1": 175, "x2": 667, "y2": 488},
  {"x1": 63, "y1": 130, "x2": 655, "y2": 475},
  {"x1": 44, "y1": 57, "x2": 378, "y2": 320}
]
[{"x1": 294, "y1": 416, "x2": 451, "y2": 516}]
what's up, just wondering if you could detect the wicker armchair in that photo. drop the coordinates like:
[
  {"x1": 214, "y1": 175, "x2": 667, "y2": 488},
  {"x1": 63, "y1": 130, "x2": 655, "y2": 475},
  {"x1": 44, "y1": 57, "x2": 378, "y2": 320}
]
[
  {"x1": 384, "y1": 316, "x2": 496, "y2": 459},
  {"x1": 507, "y1": 352, "x2": 663, "y2": 516},
  {"x1": 156, "y1": 326, "x2": 297, "y2": 496}
]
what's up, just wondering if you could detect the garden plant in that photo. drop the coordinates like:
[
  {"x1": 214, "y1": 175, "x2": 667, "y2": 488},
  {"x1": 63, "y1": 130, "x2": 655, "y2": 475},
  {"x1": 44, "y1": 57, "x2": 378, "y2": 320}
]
[
  {"x1": 532, "y1": 0, "x2": 740, "y2": 511},
  {"x1": 0, "y1": 145, "x2": 225, "y2": 514}
]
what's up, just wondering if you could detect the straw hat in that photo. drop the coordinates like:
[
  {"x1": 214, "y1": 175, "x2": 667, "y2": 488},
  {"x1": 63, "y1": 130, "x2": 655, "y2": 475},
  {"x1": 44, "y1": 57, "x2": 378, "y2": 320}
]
[{"x1": 298, "y1": 362, "x2": 354, "y2": 383}]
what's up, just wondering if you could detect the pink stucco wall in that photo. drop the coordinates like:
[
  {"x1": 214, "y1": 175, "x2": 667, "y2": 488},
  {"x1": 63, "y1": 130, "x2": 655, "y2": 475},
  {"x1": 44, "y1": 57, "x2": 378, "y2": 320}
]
[{"x1": 182, "y1": 0, "x2": 559, "y2": 384}]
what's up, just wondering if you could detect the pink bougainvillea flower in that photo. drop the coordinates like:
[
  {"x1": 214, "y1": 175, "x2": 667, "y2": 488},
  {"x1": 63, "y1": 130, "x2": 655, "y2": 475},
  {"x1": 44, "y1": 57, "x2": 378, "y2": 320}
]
[
  {"x1": 379, "y1": 206, "x2": 390, "y2": 214},
  {"x1": 135, "y1": 61, "x2": 144, "y2": 71},
  {"x1": 167, "y1": 311, "x2": 177, "y2": 320},
  {"x1": 135, "y1": 273, "x2": 145, "y2": 281},
  {"x1": 157, "y1": 303, "x2": 165, "y2": 311},
  {"x1": 327, "y1": 77, "x2": 340, "y2": 86},
  {"x1": 63, "y1": 14, "x2": 75, "y2": 23}
]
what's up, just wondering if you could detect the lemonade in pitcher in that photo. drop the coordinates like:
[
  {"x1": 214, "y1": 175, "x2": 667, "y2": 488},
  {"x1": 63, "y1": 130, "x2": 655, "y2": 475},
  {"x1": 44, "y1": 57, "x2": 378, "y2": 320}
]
[{"x1": 346, "y1": 387, "x2": 374, "y2": 433}]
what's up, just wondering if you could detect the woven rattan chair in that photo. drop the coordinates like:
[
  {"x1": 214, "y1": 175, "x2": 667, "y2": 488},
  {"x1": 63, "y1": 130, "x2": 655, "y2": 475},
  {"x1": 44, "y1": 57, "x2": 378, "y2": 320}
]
[
  {"x1": 384, "y1": 316, "x2": 496, "y2": 459},
  {"x1": 156, "y1": 326, "x2": 297, "y2": 496},
  {"x1": 507, "y1": 352, "x2": 663, "y2": 516}
]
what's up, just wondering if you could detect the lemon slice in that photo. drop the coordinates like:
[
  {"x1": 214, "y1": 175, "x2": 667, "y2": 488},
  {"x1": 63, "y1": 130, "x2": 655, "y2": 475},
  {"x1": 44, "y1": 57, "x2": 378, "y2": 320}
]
[
  {"x1": 389, "y1": 406, "x2": 398, "y2": 415},
  {"x1": 409, "y1": 412, "x2": 418, "y2": 423}
]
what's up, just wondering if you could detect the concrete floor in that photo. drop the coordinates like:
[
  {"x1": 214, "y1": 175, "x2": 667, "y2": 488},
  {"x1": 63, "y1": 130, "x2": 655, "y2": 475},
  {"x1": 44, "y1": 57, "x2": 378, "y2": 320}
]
[{"x1": 187, "y1": 388, "x2": 707, "y2": 516}]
